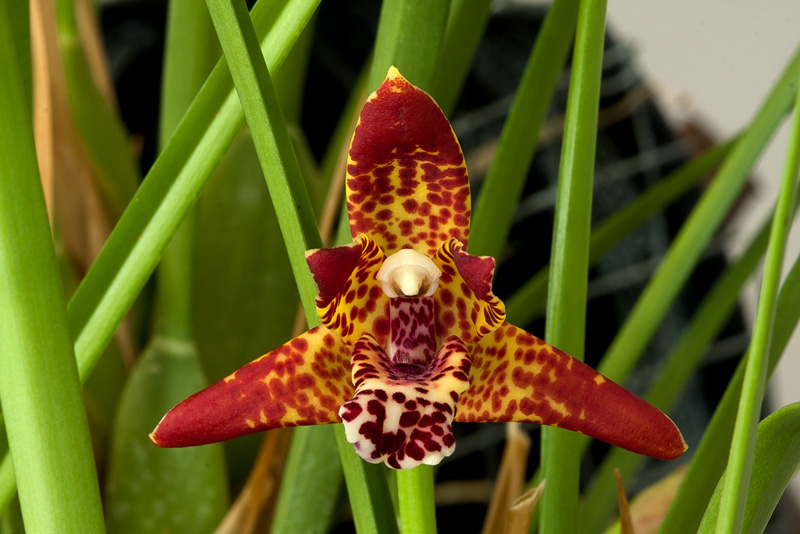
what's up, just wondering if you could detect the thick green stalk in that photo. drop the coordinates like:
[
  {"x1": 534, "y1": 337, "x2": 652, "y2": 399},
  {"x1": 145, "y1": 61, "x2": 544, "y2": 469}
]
[
  {"x1": 0, "y1": 4, "x2": 104, "y2": 531},
  {"x1": 469, "y1": 0, "x2": 580, "y2": 258},
  {"x1": 539, "y1": 0, "x2": 606, "y2": 533},
  {"x1": 713, "y1": 73, "x2": 800, "y2": 534},
  {"x1": 397, "y1": 466, "x2": 437, "y2": 534}
]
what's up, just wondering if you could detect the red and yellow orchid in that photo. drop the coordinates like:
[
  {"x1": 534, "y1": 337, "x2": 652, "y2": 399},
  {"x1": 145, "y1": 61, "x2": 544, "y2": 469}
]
[{"x1": 151, "y1": 67, "x2": 687, "y2": 469}]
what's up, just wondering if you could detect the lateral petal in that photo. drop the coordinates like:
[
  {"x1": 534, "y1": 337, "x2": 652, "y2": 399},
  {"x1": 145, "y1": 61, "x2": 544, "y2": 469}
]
[
  {"x1": 432, "y1": 239, "x2": 505, "y2": 345},
  {"x1": 346, "y1": 67, "x2": 470, "y2": 257},
  {"x1": 455, "y1": 322, "x2": 687, "y2": 460},
  {"x1": 151, "y1": 326, "x2": 352, "y2": 447},
  {"x1": 311, "y1": 233, "x2": 391, "y2": 347}
]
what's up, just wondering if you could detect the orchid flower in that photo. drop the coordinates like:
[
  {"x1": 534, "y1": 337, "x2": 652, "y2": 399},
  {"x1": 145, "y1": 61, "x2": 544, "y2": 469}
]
[{"x1": 151, "y1": 67, "x2": 687, "y2": 469}]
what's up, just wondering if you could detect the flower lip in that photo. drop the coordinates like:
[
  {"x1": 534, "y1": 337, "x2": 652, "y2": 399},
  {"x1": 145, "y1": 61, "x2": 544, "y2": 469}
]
[{"x1": 377, "y1": 249, "x2": 441, "y2": 298}]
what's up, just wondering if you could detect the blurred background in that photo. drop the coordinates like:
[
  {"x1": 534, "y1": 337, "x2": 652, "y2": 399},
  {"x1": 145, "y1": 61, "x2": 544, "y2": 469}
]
[{"x1": 603, "y1": 0, "x2": 800, "y2": 500}]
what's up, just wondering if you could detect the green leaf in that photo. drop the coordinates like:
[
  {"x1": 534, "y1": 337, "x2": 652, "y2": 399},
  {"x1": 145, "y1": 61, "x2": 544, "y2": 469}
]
[
  {"x1": 699, "y1": 403, "x2": 800, "y2": 534},
  {"x1": 205, "y1": 0, "x2": 321, "y2": 314},
  {"x1": 711, "y1": 66, "x2": 800, "y2": 534},
  {"x1": 0, "y1": 496, "x2": 24, "y2": 534},
  {"x1": 433, "y1": 0, "x2": 492, "y2": 114},
  {"x1": 193, "y1": 129, "x2": 299, "y2": 483},
  {"x1": 66, "y1": 0, "x2": 319, "y2": 385},
  {"x1": 661, "y1": 237, "x2": 800, "y2": 532},
  {"x1": 582, "y1": 207, "x2": 775, "y2": 533},
  {"x1": 103, "y1": 340, "x2": 229, "y2": 533},
  {"x1": 271, "y1": 425, "x2": 342, "y2": 534},
  {"x1": 0, "y1": 5, "x2": 104, "y2": 531},
  {"x1": 539, "y1": 0, "x2": 606, "y2": 532},
  {"x1": 369, "y1": 0, "x2": 451, "y2": 93}
]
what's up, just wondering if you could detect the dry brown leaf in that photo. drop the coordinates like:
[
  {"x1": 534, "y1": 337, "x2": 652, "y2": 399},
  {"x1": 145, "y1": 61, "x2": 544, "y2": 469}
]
[
  {"x1": 31, "y1": 0, "x2": 135, "y2": 368},
  {"x1": 615, "y1": 468, "x2": 635, "y2": 534},
  {"x1": 215, "y1": 428, "x2": 293, "y2": 534},
  {"x1": 506, "y1": 480, "x2": 545, "y2": 534},
  {"x1": 627, "y1": 464, "x2": 687, "y2": 534},
  {"x1": 74, "y1": 0, "x2": 118, "y2": 112},
  {"x1": 481, "y1": 423, "x2": 532, "y2": 534}
]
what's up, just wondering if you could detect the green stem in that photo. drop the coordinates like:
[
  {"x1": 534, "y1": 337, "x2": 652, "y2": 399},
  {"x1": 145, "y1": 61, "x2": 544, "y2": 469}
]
[
  {"x1": 367, "y1": 2, "x2": 454, "y2": 530},
  {"x1": 713, "y1": 67, "x2": 800, "y2": 534},
  {"x1": 0, "y1": 5, "x2": 104, "y2": 531},
  {"x1": 539, "y1": 0, "x2": 606, "y2": 532},
  {"x1": 368, "y1": 0, "x2": 450, "y2": 93},
  {"x1": 397, "y1": 466, "x2": 437, "y2": 534}
]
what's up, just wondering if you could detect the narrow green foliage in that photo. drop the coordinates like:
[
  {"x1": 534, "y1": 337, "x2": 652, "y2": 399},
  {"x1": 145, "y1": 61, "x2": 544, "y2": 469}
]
[
  {"x1": 469, "y1": 0, "x2": 580, "y2": 258},
  {"x1": 193, "y1": 130, "x2": 299, "y2": 482},
  {"x1": 103, "y1": 341, "x2": 229, "y2": 533},
  {"x1": 662, "y1": 252, "x2": 800, "y2": 532},
  {"x1": 597, "y1": 45, "x2": 800, "y2": 385},
  {"x1": 205, "y1": 0, "x2": 321, "y2": 315},
  {"x1": 581, "y1": 209, "x2": 773, "y2": 533},
  {"x1": 271, "y1": 426, "x2": 342, "y2": 534},
  {"x1": 159, "y1": 0, "x2": 221, "y2": 148},
  {"x1": 700, "y1": 403, "x2": 800, "y2": 534},
  {"x1": 102, "y1": 2, "x2": 231, "y2": 528},
  {"x1": 540, "y1": 1, "x2": 606, "y2": 532},
  {"x1": 205, "y1": 2, "x2": 400, "y2": 532},
  {"x1": 0, "y1": 496, "x2": 24, "y2": 534},
  {"x1": 65, "y1": 0, "x2": 318, "y2": 383},
  {"x1": 0, "y1": 430, "x2": 14, "y2": 517},
  {"x1": 713, "y1": 75, "x2": 800, "y2": 534},
  {"x1": 0, "y1": 5, "x2": 104, "y2": 531},
  {"x1": 369, "y1": 0, "x2": 451, "y2": 93},
  {"x1": 433, "y1": 0, "x2": 492, "y2": 114},
  {"x1": 506, "y1": 137, "x2": 736, "y2": 325},
  {"x1": 0, "y1": 0, "x2": 320, "y2": 508}
]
